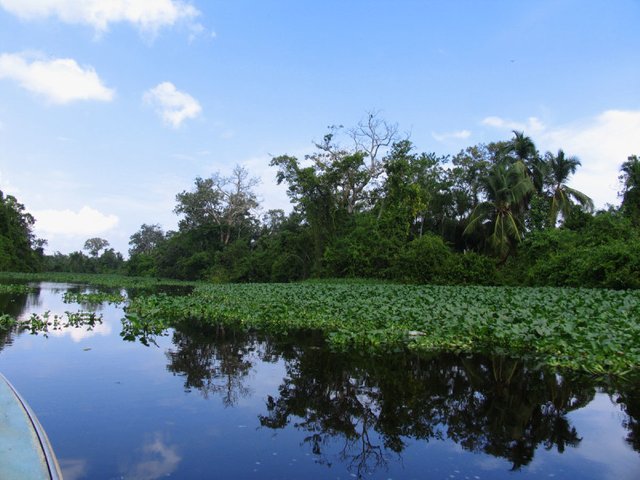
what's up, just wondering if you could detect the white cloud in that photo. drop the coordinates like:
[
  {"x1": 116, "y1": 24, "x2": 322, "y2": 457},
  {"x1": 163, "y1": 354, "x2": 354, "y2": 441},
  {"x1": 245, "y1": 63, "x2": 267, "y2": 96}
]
[
  {"x1": 481, "y1": 115, "x2": 545, "y2": 134},
  {"x1": 32, "y1": 206, "x2": 119, "y2": 237},
  {"x1": 125, "y1": 434, "x2": 182, "y2": 480},
  {"x1": 0, "y1": 52, "x2": 114, "y2": 104},
  {"x1": 49, "y1": 320, "x2": 113, "y2": 342},
  {"x1": 144, "y1": 81, "x2": 201, "y2": 128},
  {"x1": 236, "y1": 154, "x2": 295, "y2": 214},
  {"x1": 481, "y1": 110, "x2": 640, "y2": 208},
  {"x1": 0, "y1": 170, "x2": 20, "y2": 195},
  {"x1": 0, "y1": 0, "x2": 200, "y2": 34},
  {"x1": 431, "y1": 129, "x2": 471, "y2": 142}
]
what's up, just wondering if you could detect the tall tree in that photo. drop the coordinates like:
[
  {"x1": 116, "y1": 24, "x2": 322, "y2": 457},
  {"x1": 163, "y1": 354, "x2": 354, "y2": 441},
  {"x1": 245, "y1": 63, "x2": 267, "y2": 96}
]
[
  {"x1": 501, "y1": 131, "x2": 545, "y2": 193},
  {"x1": 619, "y1": 155, "x2": 640, "y2": 225},
  {"x1": 0, "y1": 190, "x2": 44, "y2": 271},
  {"x1": 129, "y1": 223, "x2": 165, "y2": 256},
  {"x1": 83, "y1": 238, "x2": 110, "y2": 257},
  {"x1": 463, "y1": 162, "x2": 534, "y2": 261},
  {"x1": 175, "y1": 165, "x2": 259, "y2": 245},
  {"x1": 546, "y1": 150, "x2": 594, "y2": 226}
]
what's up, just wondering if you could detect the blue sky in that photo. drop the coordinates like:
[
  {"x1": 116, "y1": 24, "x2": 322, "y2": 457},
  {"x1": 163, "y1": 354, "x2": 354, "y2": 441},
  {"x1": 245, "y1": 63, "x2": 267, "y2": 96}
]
[{"x1": 0, "y1": 0, "x2": 639, "y2": 255}]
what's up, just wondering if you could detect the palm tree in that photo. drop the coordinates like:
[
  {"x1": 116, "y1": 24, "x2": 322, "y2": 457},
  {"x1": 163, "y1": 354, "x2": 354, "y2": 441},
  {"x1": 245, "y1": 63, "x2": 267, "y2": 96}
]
[
  {"x1": 501, "y1": 131, "x2": 545, "y2": 193},
  {"x1": 547, "y1": 150, "x2": 594, "y2": 226},
  {"x1": 464, "y1": 161, "x2": 534, "y2": 262},
  {"x1": 619, "y1": 155, "x2": 640, "y2": 224}
]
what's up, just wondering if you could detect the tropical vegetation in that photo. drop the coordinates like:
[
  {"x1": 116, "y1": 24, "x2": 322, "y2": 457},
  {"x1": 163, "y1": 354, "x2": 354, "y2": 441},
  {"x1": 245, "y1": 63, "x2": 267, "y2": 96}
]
[{"x1": 4, "y1": 115, "x2": 638, "y2": 289}]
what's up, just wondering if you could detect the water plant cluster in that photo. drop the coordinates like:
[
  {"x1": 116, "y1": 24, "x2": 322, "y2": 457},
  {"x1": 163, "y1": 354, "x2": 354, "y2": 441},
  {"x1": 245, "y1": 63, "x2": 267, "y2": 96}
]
[
  {"x1": 0, "y1": 283, "x2": 33, "y2": 294},
  {"x1": 19, "y1": 310, "x2": 103, "y2": 337},
  {"x1": 0, "y1": 272, "x2": 196, "y2": 289},
  {"x1": 126, "y1": 282, "x2": 640, "y2": 376},
  {"x1": 0, "y1": 313, "x2": 15, "y2": 330},
  {"x1": 62, "y1": 291, "x2": 126, "y2": 305}
]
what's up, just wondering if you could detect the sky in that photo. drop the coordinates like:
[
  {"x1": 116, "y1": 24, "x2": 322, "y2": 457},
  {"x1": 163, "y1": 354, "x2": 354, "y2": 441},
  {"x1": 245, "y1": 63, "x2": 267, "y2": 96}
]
[{"x1": 0, "y1": 0, "x2": 639, "y2": 256}]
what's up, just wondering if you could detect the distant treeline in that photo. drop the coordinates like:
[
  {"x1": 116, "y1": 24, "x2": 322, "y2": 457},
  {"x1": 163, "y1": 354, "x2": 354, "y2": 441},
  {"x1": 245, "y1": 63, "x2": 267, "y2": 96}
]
[{"x1": 4, "y1": 114, "x2": 640, "y2": 288}]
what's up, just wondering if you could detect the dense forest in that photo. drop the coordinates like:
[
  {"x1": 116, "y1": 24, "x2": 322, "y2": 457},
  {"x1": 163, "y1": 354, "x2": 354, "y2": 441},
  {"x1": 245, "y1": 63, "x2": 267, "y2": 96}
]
[{"x1": 4, "y1": 116, "x2": 640, "y2": 288}]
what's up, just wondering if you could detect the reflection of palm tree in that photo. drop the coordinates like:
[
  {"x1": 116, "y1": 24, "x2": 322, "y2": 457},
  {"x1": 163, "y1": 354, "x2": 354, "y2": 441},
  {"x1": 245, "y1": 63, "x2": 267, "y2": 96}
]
[
  {"x1": 260, "y1": 343, "x2": 594, "y2": 474},
  {"x1": 547, "y1": 150, "x2": 594, "y2": 226},
  {"x1": 464, "y1": 162, "x2": 534, "y2": 261}
]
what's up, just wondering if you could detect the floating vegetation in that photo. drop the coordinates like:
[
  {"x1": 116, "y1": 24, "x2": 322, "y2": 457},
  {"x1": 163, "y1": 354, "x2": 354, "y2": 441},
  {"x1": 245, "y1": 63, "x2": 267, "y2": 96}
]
[
  {"x1": 0, "y1": 272, "x2": 197, "y2": 290},
  {"x1": 0, "y1": 283, "x2": 33, "y2": 294},
  {"x1": 0, "y1": 313, "x2": 16, "y2": 330},
  {"x1": 19, "y1": 310, "x2": 103, "y2": 337},
  {"x1": 126, "y1": 283, "x2": 640, "y2": 377},
  {"x1": 120, "y1": 312, "x2": 168, "y2": 347},
  {"x1": 63, "y1": 291, "x2": 127, "y2": 305}
]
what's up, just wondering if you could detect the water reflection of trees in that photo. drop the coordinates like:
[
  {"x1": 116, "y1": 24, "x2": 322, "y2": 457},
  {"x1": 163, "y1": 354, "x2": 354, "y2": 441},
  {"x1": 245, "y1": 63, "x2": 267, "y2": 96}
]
[
  {"x1": 162, "y1": 327, "x2": 639, "y2": 476},
  {"x1": 165, "y1": 327, "x2": 256, "y2": 406},
  {"x1": 259, "y1": 347, "x2": 595, "y2": 474},
  {"x1": 610, "y1": 379, "x2": 640, "y2": 454},
  {"x1": 0, "y1": 289, "x2": 36, "y2": 352}
]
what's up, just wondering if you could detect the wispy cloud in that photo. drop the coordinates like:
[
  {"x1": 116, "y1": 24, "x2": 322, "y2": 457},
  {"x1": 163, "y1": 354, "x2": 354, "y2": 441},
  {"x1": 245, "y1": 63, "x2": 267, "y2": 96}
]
[
  {"x1": 0, "y1": 0, "x2": 200, "y2": 35},
  {"x1": 481, "y1": 115, "x2": 545, "y2": 133},
  {"x1": 144, "y1": 81, "x2": 202, "y2": 128},
  {"x1": 124, "y1": 434, "x2": 182, "y2": 480},
  {"x1": 0, "y1": 52, "x2": 114, "y2": 104},
  {"x1": 431, "y1": 129, "x2": 471, "y2": 142},
  {"x1": 481, "y1": 110, "x2": 640, "y2": 208},
  {"x1": 33, "y1": 206, "x2": 119, "y2": 237},
  {"x1": 0, "y1": 170, "x2": 20, "y2": 195}
]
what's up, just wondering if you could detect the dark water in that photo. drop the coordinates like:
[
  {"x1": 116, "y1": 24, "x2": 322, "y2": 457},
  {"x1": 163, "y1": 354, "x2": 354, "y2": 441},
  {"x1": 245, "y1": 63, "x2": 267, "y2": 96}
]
[{"x1": 1, "y1": 283, "x2": 639, "y2": 480}]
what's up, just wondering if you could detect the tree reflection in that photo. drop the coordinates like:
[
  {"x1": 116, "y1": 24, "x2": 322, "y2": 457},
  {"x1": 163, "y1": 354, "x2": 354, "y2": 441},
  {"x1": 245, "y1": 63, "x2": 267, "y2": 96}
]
[
  {"x1": 610, "y1": 377, "x2": 640, "y2": 453},
  {"x1": 160, "y1": 326, "x2": 640, "y2": 477},
  {"x1": 259, "y1": 347, "x2": 595, "y2": 475},
  {"x1": 165, "y1": 327, "x2": 254, "y2": 406},
  {"x1": 0, "y1": 289, "x2": 36, "y2": 352}
]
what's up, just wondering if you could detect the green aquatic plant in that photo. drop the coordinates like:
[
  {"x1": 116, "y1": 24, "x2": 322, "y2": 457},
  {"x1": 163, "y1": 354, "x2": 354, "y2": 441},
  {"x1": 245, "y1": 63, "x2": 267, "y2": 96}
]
[
  {"x1": 0, "y1": 284, "x2": 33, "y2": 294},
  {"x1": 0, "y1": 272, "x2": 197, "y2": 289},
  {"x1": 19, "y1": 310, "x2": 103, "y2": 337},
  {"x1": 63, "y1": 291, "x2": 126, "y2": 305},
  {"x1": 120, "y1": 312, "x2": 168, "y2": 347},
  {"x1": 125, "y1": 283, "x2": 640, "y2": 376},
  {"x1": 0, "y1": 313, "x2": 16, "y2": 330}
]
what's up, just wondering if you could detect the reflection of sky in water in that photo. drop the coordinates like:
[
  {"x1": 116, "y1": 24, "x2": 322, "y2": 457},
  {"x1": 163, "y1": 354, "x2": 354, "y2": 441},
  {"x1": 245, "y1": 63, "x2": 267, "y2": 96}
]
[
  {"x1": 16, "y1": 283, "x2": 116, "y2": 342},
  {"x1": 47, "y1": 321, "x2": 112, "y2": 343},
  {"x1": 123, "y1": 433, "x2": 181, "y2": 480},
  {"x1": 567, "y1": 393, "x2": 640, "y2": 480},
  {"x1": 0, "y1": 282, "x2": 639, "y2": 479}
]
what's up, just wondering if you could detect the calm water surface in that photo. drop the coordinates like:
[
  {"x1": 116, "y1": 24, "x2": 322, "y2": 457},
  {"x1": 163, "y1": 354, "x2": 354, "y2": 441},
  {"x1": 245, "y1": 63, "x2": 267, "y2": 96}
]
[{"x1": 0, "y1": 282, "x2": 639, "y2": 479}]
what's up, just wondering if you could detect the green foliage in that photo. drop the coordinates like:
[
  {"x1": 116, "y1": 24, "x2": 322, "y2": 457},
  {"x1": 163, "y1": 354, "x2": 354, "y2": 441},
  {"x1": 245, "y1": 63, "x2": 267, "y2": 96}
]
[
  {"x1": 620, "y1": 155, "x2": 640, "y2": 225},
  {"x1": 464, "y1": 161, "x2": 534, "y2": 261},
  {"x1": 63, "y1": 291, "x2": 126, "y2": 305},
  {"x1": 126, "y1": 252, "x2": 157, "y2": 277},
  {"x1": 323, "y1": 213, "x2": 401, "y2": 279},
  {"x1": 83, "y1": 237, "x2": 110, "y2": 257},
  {"x1": 0, "y1": 271, "x2": 197, "y2": 289},
  {"x1": 0, "y1": 190, "x2": 45, "y2": 272},
  {"x1": 126, "y1": 282, "x2": 640, "y2": 376},
  {"x1": 546, "y1": 149, "x2": 594, "y2": 226},
  {"x1": 393, "y1": 234, "x2": 453, "y2": 284},
  {"x1": 0, "y1": 283, "x2": 33, "y2": 294},
  {"x1": 0, "y1": 313, "x2": 16, "y2": 330},
  {"x1": 128, "y1": 223, "x2": 165, "y2": 256},
  {"x1": 507, "y1": 212, "x2": 640, "y2": 289},
  {"x1": 18, "y1": 310, "x2": 103, "y2": 337},
  {"x1": 44, "y1": 247, "x2": 124, "y2": 274},
  {"x1": 447, "y1": 252, "x2": 498, "y2": 285}
]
